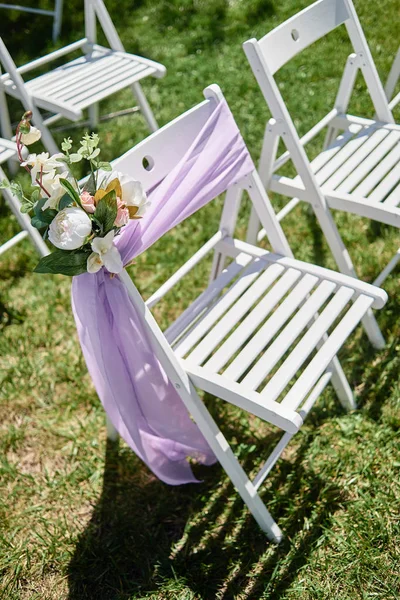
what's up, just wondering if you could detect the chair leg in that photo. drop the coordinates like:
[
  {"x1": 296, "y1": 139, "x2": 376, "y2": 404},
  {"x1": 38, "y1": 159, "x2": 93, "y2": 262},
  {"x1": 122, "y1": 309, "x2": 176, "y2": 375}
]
[
  {"x1": 329, "y1": 356, "x2": 356, "y2": 410},
  {"x1": 88, "y1": 103, "x2": 99, "y2": 130},
  {"x1": 1, "y1": 174, "x2": 49, "y2": 257},
  {"x1": 0, "y1": 88, "x2": 17, "y2": 174},
  {"x1": 130, "y1": 81, "x2": 159, "y2": 133},
  {"x1": 184, "y1": 388, "x2": 283, "y2": 543},
  {"x1": 106, "y1": 415, "x2": 119, "y2": 442}
]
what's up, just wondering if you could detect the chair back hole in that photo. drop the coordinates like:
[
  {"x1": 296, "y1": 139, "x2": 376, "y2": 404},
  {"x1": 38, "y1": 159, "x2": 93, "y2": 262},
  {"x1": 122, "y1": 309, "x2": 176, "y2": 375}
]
[
  {"x1": 142, "y1": 156, "x2": 154, "y2": 171},
  {"x1": 291, "y1": 29, "x2": 300, "y2": 42}
]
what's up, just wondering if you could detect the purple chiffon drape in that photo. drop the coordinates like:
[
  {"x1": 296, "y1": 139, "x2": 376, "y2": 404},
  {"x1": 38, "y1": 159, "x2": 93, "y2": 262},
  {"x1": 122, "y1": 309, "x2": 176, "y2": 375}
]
[{"x1": 72, "y1": 99, "x2": 255, "y2": 484}]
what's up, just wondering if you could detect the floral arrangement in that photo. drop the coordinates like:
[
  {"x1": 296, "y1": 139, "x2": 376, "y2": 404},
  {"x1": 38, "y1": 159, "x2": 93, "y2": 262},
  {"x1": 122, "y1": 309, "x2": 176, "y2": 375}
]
[{"x1": 0, "y1": 112, "x2": 149, "y2": 276}]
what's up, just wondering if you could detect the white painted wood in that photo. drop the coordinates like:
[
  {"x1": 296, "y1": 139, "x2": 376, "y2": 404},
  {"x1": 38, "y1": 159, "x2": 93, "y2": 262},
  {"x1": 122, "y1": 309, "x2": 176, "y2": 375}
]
[
  {"x1": 0, "y1": 0, "x2": 166, "y2": 153},
  {"x1": 85, "y1": 88, "x2": 387, "y2": 541},
  {"x1": 106, "y1": 416, "x2": 119, "y2": 442},
  {"x1": 258, "y1": 0, "x2": 349, "y2": 75},
  {"x1": 385, "y1": 47, "x2": 400, "y2": 106},
  {"x1": 389, "y1": 92, "x2": 400, "y2": 112},
  {"x1": 282, "y1": 294, "x2": 373, "y2": 410},
  {"x1": 220, "y1": 273, "x2": 318, "y2": 380},
  {"x1": 335, "y1": 130, "x2": 400, "y2": 193},
  {"x1": 252, "y1": 368, "x2": 333, "y2": 491},
  {"x1": 322, "y1": 128, "x2": 389, "y2": 190},
  {"x1": 203, "y1": 266, "x2": 298, "y2": 373},
  {"x1": 241, "y1": 280, "x2": 338, "y2": 392},
  {"x1": 165, "y1": 252, "x2": 252, "y2": 345},
  {"x1": 243, "y1": 0, "x2": 397, "y2": 350},
  {"x1": 353, "y1": 135, "x2": 400, "y2": 198},
  {"x1": 384, "y1": 183, "x2": 400, "y2": 208},
  {"x1": 175, "y1": 259, "x2": 275, "y2": 359},
  {"x1": 146, "y1": 232, "x2": 223, "y2": 309},
  {"x1": 373, "y1": 249, "x2": 400, "y2": 287},
  {"x1": 258, "y1": 285, "x2": 354, "y2": 400},
  {"x1": 0, "y1": 230, "x2": 28, "y2": 255},
  {"x1": 369, "y1": 162, "x2": 400, "y2": 204},
  {"x1": 0, "y1": 160, "x2": 49, "y2": 257},
  {"x1": 119, "y1": 273, "x2": 284, "y2": 542},
  {"x1": 218, "y1": 237, "x2": 388, "y2": 309}
]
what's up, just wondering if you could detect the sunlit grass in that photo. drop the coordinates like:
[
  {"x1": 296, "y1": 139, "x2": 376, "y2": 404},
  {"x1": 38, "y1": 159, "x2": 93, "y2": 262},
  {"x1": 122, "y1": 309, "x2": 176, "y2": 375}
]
[{"x1": 0, "y1": 0, "x2": 399, "y2": 598}]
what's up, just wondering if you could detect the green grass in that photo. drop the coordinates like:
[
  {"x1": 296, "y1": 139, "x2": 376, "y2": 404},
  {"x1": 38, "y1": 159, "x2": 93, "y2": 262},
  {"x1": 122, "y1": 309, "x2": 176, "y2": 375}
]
[{"x1": 1, "y1": 0, "x2": 400, "y2": 598}]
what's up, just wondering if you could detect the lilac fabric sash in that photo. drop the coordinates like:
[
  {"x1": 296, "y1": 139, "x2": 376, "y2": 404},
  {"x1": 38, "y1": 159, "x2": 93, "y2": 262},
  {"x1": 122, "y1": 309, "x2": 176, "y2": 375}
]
[{"x1": 72, "y1": 100, "x2": 255, "y2": 484}]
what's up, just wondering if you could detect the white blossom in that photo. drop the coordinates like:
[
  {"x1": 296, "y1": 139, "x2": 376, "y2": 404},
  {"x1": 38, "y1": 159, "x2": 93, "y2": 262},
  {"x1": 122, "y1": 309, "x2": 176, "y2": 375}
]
[
  {"x1": 87, "y1": 230, "x2": 123, "y2": 274},
  {"x1": 48, "y1": 206, "x2": 92, "y2": 250},
  {"x1": 20, "y1": 126, "x2": 41, "y2": 146}
]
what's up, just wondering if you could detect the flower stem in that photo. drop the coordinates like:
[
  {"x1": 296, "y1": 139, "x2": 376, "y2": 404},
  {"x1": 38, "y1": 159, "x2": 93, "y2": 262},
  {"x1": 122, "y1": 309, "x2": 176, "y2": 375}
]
[{"x1": 16, "y1": 121, "x2": 51, "y2": 199}]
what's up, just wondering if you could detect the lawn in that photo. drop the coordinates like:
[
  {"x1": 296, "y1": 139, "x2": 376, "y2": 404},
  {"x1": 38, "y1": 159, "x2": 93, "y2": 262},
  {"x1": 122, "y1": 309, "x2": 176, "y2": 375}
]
[{"x1": 0, "y1": 0, "x2": 399, "y2": 598}]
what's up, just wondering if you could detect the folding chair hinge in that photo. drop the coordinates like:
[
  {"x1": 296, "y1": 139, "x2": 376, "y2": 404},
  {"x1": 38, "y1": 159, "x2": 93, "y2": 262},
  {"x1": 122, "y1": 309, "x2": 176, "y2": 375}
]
[
  {"x1": 266, "y1": 118, "x2": 287, "y2": 137},
  {"x1": 348, "y1": 52, "x2": 368, "y2": 69}
]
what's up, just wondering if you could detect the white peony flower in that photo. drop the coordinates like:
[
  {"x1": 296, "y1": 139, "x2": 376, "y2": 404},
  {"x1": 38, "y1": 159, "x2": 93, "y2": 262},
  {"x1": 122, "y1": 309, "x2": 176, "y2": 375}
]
[
  {"x1": 20, "y1": 126, "x2": 42, "y2": 146},
  {"x1": 22, "y1": 152, "x2": 65, "y2": 184},
  {"x1": 41, "y1": 171, "x2": 70, "y2": 211},
  {"x1": 48, "y1": 206, "x2": 92, "y2": 250},
  {"x1": 87, "y1": 230, "x2": 123, "y2": 274},
  {"x1": 98, "y1": 169, "x2": 150, "y2": 218}
]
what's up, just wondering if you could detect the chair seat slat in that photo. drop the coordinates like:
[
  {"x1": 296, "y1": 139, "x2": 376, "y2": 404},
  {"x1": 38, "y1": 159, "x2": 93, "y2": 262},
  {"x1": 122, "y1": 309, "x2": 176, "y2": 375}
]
[
  {"x1": 282, "y1": 294, "x2": 374, "y2": 411},
  {"x1": 259, "y1": 286, "x2": 354, "y2": 401},
  {"x1": 322, "y1": 128, "x2": 389, "y2": 190},
  {"x1": 180, "y1": 263, "x2": 292, "y2": 363},
  {"x1": 336, "y1": 130, "x2": 400, "y2": 194},
  {"x1": 239, "y1": 279, "x2": 337, "y2": 392},
  {"x1": 220, "y1": 273, "x2": 318, "y2": 380},
  {"x1": 165, "y1": 253, "x2": 252, "y2": 345}
]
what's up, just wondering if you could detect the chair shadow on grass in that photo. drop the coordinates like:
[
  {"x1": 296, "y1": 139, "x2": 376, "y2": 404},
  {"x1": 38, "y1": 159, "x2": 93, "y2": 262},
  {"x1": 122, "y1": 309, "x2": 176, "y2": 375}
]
[{"x1": 67, "y1": 397, "x2": 345, "y2": 600}]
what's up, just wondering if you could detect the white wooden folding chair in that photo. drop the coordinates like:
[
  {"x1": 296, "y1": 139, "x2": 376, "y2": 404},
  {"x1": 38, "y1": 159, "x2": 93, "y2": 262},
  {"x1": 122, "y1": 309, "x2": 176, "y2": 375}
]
[
  {"x1": 0, "y1": 0, "x2": 64, "y2": 43},
  {"x1": 0, "y1": 138, "x2": 49, "y2": 258},
  {"x1": 101, "y1": 85, "x2": 387, "y2": 542},
  {"x1": 243, "y1": 0, "x2": 399, "y2": 350},
  {"x1": 0, "y1": 0, "x2": 166, "y2": 155},
  {"x1": 385, "y1": 46, "x2": 400, "y2": 112}
]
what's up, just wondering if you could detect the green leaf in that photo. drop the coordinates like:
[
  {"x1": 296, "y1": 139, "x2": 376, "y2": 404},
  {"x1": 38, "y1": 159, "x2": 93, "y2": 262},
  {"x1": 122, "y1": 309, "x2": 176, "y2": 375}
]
[
  {"x1": 94, "y1": 189, "x2": 117, "y2": 234},
  {"x1": 61, "y1": 137, "x2": 72, "y2": 152},
  {"x1": 59, "y1": 178, "x2": 80, "y2": 205},
  {"x1": 59, "y1": 193, "x2": 74, "y2": 210},
  {"x1": 31, "y1": 199, "x2": 57, "y2": 229},
  {"x1": 34, "y1": 249, "x2": 91, "y2": 276},
  {"x1": 83, "y1": 172, "x2": 96, "y2": 196},
  {"x1": 98, "y1": 161, "x2": 112, "y2": 171},
  {"x1": 69, "y1": 153, "x2": 83, "y2": 163}
]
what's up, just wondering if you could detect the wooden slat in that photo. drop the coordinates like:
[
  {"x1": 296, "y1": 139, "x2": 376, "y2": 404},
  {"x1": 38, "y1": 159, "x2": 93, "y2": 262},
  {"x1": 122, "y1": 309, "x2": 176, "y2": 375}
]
[
  {"x1": 185, "y1": 264, "x2": 299, "y2": 365},
  {"x1": 201, "y1": 268, "x2": 302, "y2": 374},
  {"x1": 65, "y1": 62, "x2": 148, "y2": 106},
  {"x1": 336, "y1": 130, "x2": 400, "y2": 194},
  {"x1": 282, "y1": 294, "x2": 373, "y2": 410},
  {"x1": 383, "y1": 182, "x2": 400, "y2": 207},
  {"x1": 220, "y1": 273, "x2": 318, "y2": 380},
  {"x1": 259, "y1": 286, "x2": 354, "y2": 401},
  {"x1": 298, "y1": 125, "x2": 362, "y2": 184},
  {"x1": 44, "y1": 56, "x2": 127, "y2": 99},
  {"x1": 240, "y1": 280, "x2": 338, "y2": 392},
  {"x1": 353, "y1": 138, "x2": 400, "y2": 198},
  {"x1": 369, "y1": 162, "x2": 400, "y2": 203},
  {"x1": 313, "y1": 125, "x2": 378, "y2": 185},
  {"x1": 322, "y1": 128, "x2": 390, "y2": 190},
  {"x1": 26, "y1": 52, "x2": 118, "y2": 94},
  {"x1": 75, "y1": 66, "x2": 154, "y2": 109},
  {"x1": 165, "y1": 253, "x2": 252, "y2": 345},
  {"x1": 175, "y1": 260, "x2": 282, "y2": 359}
]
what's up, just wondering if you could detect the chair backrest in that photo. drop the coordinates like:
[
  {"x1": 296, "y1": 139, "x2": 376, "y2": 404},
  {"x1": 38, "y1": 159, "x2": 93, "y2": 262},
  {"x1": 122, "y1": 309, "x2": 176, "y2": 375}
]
[
  {"x1": 245, "y1": 0, "x2": 393, "y2": 124},
  {"x1": 112, "y1": 84, "x2": 293, "y2": 258}
]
